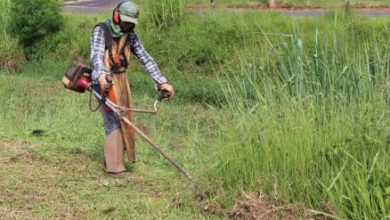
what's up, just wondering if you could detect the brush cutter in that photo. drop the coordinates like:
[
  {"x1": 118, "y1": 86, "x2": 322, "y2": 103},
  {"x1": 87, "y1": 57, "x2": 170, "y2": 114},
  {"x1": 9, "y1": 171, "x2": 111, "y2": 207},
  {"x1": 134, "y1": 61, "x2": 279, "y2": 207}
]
[
  {"x1": 62, "y1": 62, "x2": 192, "y2": 179},
  {"x1": 92, "y1": 74, "x2": 162, "y2": 114},
  {"x1": 90, "y1": 86, "x2": 192, "y2": 179}
]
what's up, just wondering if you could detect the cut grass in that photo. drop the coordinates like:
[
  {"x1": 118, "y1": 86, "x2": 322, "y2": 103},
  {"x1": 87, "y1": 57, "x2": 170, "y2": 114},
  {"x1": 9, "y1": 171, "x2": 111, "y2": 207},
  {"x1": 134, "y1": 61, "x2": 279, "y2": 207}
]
[
  {"x1": 0, "y1": 68, "x2": 224, "y2": 219},
  {"x1": 0, "y1": 141, "x2": 214, "y2": 219}
]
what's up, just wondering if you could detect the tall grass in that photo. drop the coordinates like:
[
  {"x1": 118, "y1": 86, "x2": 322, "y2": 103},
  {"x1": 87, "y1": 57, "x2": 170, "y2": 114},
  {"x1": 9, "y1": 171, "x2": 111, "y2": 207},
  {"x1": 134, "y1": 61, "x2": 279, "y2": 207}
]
[
  {"x1": 209, "y1": 14, "x2": 389, "y2": 219},
  {"x1": 143, "y1": 0, "x2": 186, "y2": 30}
]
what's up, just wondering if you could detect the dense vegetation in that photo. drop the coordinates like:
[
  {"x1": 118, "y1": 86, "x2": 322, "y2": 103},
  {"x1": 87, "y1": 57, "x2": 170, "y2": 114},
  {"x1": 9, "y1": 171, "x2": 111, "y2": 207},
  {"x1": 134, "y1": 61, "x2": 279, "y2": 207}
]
[
  {"x1": 9, "y1": 0, "x2": 63, "y2": 55},
  {"x1": 1, "y1": 0, "x2": 389, "y2": 219}
]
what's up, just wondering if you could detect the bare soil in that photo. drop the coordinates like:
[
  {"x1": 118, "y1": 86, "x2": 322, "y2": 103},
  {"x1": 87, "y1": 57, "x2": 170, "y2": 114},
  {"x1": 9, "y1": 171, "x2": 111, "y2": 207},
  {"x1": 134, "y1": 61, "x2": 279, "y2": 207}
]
[{"x1": 229, "y1": 191, "x2": 337, "y2": 220}]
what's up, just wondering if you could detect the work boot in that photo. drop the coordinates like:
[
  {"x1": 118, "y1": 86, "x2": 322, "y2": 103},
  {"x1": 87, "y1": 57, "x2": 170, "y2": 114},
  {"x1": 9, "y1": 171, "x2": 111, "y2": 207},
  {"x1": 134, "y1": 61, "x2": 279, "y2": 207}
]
[
  {"x1": 102, "y1": 161, "x2": 133, "y2": 178},
  {"x1": 104, "y1": 128, "x2": 126, "y2": 173},
  {"x1": 106, "y1": 171, "x2": 134, "y2": 178}
]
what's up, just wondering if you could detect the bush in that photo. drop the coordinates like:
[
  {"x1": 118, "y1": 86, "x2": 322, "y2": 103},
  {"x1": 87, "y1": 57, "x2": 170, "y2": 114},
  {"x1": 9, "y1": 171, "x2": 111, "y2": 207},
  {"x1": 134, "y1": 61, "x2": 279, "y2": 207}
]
[
  {"x1": 31, "y1": 13, "x2": 97, "y2": 62},
  {"x1": 9, "y1": 0, "x2": 64, "y2": 54}
]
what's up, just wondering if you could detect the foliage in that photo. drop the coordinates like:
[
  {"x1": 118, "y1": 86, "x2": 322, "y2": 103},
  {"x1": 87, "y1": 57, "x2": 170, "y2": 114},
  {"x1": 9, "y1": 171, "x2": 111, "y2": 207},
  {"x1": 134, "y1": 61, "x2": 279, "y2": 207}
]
[
  {"x1": 9, "y1": 0, "x2": 64, "y2": 54},
  {"x1": 31, "y1": 13, "x2": 98, "y2": 61}
]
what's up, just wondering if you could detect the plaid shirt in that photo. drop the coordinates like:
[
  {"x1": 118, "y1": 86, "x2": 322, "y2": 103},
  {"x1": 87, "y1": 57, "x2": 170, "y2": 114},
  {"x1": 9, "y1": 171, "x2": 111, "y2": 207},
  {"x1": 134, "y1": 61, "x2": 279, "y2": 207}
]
[{"x1": 90, "y1": 26, "x2": 168, "y2": 86}]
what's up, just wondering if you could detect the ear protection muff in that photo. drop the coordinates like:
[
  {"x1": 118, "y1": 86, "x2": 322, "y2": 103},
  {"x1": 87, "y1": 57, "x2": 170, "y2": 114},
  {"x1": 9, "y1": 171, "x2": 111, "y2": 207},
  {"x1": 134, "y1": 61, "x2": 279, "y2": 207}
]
[{"x1": 113, "y1": 2, "x2": 124, "y2": 25}]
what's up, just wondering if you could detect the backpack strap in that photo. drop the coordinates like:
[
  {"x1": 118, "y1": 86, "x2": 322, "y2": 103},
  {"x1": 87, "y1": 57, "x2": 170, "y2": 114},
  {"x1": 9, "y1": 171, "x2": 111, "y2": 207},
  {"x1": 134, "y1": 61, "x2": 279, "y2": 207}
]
[
  {"x1": 93, "y1": 22, "x2": 131, "y2": 72},
  {"x1": 118, "y1": 35, "x2": 130, "y2": 69},
  {"x1": 94, "y1": 22, "x2": 114, "y2": 64}
]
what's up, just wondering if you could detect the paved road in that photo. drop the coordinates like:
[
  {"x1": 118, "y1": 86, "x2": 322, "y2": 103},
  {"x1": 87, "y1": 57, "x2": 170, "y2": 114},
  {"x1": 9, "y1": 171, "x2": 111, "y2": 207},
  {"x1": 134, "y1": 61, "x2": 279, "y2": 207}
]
[
  {"x1": 63, "y1": 0, "x2": 390, "y2": 17},
  {"x1": 64, "y1": 0, "x2": 123, "y2": 13}
]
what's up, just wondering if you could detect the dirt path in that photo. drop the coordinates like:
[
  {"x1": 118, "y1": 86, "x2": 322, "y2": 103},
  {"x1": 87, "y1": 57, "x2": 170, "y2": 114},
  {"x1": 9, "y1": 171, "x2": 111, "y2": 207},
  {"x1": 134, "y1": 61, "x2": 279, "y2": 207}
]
[{"x1": 187, "y1": 6, "x2": 390, "y2": 16}]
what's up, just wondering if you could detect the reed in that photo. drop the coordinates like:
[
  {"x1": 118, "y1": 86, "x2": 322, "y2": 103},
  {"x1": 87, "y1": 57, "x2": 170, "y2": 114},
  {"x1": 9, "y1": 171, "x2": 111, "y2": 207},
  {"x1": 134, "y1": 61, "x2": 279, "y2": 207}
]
[{"x1": 209, "y1": 14, "x2": 389, "y2": 219}]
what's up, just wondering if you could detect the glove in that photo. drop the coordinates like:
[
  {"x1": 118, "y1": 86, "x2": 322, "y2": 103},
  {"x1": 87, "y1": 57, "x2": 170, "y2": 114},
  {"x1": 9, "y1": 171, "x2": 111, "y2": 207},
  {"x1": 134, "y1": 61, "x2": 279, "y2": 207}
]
[
  {"x1": 98, "y1": 73, "x2": 113, "y2": 93},
  {"x1": 158, "y1": 83, "x2": 175, "y2": 99}
]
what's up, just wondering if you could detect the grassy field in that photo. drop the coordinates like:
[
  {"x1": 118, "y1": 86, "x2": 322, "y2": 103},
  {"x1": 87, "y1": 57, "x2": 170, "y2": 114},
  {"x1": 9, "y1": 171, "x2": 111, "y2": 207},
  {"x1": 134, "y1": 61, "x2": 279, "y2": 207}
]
[
  {"x1": 0, "y1": 68, "x2": 221, "y2": 219},
  {"x1": 1, "y1": 0, "x2": 390, "y2": 219}
]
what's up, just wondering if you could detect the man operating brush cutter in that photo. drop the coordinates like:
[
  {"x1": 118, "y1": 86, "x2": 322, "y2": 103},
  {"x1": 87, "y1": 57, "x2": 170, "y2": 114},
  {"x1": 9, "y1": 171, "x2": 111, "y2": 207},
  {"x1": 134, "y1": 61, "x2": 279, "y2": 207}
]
[
  {"x1": 90, "y1": 1, "x2": 174, "y2": 177},
  {"x1": 63, "y1": 1, "x2": 191, "y2": 180},
  {"x1": 63, "y1": 62, "x2": 192, "y2": 179},
  {"x1": 63, "y1": 1, "x2": 178, "y2": 176}
]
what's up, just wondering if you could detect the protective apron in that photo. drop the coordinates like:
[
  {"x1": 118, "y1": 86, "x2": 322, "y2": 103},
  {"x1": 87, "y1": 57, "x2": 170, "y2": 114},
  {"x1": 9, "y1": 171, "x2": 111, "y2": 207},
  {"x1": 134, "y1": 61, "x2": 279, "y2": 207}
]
[{"x1": 103, "y1": 33, "x2": 136, "y2": 169}]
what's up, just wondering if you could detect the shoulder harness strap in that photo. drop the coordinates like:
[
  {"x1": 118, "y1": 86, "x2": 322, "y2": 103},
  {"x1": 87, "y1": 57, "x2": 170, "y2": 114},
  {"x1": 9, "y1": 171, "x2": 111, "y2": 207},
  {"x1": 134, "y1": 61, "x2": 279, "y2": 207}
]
[
  {"x1": 94, "y1": 22, "x2": 114, "y2": 62},
  {"x1": 119, "y1": 34, "x2": 131, "y2": 69}
]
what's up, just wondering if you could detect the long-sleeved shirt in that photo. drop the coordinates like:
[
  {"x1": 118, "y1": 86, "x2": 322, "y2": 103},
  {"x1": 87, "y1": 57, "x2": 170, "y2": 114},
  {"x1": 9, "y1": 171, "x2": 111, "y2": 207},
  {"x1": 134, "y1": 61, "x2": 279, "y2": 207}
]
[{"x1": 90, "y1": 26, "x2": 168, "y2": 86}]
